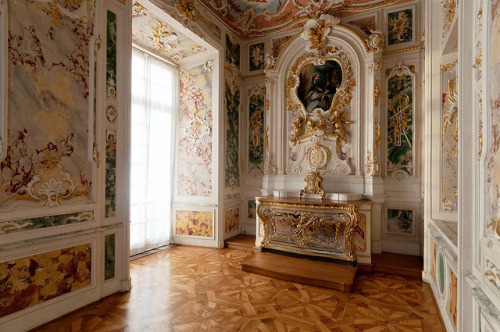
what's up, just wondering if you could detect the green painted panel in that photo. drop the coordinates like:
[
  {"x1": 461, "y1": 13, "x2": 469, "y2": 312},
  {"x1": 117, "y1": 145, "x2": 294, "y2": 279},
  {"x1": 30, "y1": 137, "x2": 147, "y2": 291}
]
[
  {"x1": 0, "y1": 211, "x2": 94, "y2": 234},
  {"x1": 104, "y1": 234, "x2": 116, "y2": 280},
  {"x1": 439, "y1": 253, "x2": 445, "y2": 294}
]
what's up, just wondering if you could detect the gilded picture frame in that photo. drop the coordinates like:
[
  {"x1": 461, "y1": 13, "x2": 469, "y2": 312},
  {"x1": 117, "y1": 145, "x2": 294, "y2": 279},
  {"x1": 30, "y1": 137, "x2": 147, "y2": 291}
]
[{"x1": 287, "y1": 46, "x2": 355, "y2": 145}]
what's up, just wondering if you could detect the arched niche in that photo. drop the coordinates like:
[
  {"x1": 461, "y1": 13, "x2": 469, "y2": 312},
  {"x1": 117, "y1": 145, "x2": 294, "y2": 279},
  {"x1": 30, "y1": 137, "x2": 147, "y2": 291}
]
[{"x1": 263, "y1": 16, "x2": 380, "y2": 197}]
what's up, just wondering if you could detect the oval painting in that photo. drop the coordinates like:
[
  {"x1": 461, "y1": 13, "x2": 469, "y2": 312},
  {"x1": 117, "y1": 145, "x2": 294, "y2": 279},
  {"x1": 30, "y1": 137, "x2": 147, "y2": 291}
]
[{"x1": 297, "y1": 60, "x2": 343, "y2": 113}]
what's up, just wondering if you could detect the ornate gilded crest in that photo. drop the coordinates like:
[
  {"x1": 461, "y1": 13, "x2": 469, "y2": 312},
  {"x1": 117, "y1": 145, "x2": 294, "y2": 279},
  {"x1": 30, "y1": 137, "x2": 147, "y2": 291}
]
[{"x1": 299, "y1": 170, "x2": 325, "y2": 199}]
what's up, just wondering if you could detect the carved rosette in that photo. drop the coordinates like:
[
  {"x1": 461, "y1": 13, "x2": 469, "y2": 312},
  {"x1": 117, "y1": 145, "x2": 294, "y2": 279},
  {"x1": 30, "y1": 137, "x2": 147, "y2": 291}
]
[{"x1": 366, "y1": 30, "x2": 385, "y2": 53}]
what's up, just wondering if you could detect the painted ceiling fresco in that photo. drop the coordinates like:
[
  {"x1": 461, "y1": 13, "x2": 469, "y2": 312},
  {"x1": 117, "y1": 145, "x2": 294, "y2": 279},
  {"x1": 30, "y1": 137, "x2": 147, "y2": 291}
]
[
  {"x1": 198, "y1": 0, "x2": 407, "y2": 37},
  {"x1": 132, "y1": 3, "x2": 207, "y2": 63}
]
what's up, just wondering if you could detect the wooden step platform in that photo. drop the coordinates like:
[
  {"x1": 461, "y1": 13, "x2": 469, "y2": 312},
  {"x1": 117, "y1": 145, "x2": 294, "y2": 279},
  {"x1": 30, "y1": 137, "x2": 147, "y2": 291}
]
[
  {"x1": 225, "y1": 234, "x2": 259, "y2": 252},
  {"x1": 372, "y1": 252, "x2": 423, "y2": 278},
  {"x1": 241, "y1": 252, "x2": 357, "y2": 292}
]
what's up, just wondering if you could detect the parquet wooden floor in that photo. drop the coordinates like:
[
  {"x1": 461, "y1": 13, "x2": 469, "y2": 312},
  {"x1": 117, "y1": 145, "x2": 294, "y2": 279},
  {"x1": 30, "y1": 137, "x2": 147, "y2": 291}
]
[{"x1": 32, "y1": 246, "x2": 445, "y2": 332}]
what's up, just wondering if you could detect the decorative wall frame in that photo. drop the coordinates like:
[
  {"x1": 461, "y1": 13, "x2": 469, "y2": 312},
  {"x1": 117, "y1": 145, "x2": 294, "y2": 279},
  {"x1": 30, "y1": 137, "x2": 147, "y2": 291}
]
[
  {"x1": 440, "y1": 61, "x2": 458, "y2": 213},
  {"x1": 105, "y1": 130, "x2": 117, "y2": 218},
  {"x1": 249, "y1": 42, "x2": 264, "y2": 72},
  {"x1": 224, "y1": 207, "x2": 240, "y2": 236},
  {"x1": 176, "y1": 64, "x2": 214, "y2": 199},
  {"x1": 248, "y1": 86, "x2": 265, "y2": 176},
  {"x1": 384, "y1": 4, "x2": 417, "y2": 51},
  {"x1": 0, "y1": 210, "x2": 94, "y2": 235},
  {"x1": 385, "y1": 63, "x2": 415, "y2": 179},
  {"x1": 247, "y1": 199, "x2": 256, "y2": 219},
  {"x1": 441, "y1": 0, "x2": 457, "y2": 42},
  {"x1": 173, "y1": 207, "x2": 215, "y2": 239},
  {"x1": 287, "y1": 46, "x2": 355, "y2": 141},
  {"x1": 224, "y1": 74, "x2": 241, "y2": 189},
  {"x1": 0, "y1": 0, "x2": 96, "y2": 209},
  {"x1": 487, "y1": 0, "x2": 500, "y2": 239},
  {"x1": 385, "y1": 207, "x2": 416, "y2": 236},
  {"x1": 104, "y1": 233, "x2": 116, "y2": 280},
  {"x1": 285, "y1": 45, "x2": 355, "y2": 177},
  {"x1": 106, "y1": 10, "x2": 117, "y2": 98},
  {"x1": 225, "y1": 34, "x2": 240, "y2": 70},
  {"x1": 0, "y1": 241, "x2": 93, "y2": 318}
]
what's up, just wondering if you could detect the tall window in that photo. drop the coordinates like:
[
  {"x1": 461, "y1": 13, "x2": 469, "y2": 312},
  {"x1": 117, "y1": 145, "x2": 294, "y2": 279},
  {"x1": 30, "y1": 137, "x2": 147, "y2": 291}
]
[{"x1": 130, "y1": 48, "x2": 175, "y2": 256}]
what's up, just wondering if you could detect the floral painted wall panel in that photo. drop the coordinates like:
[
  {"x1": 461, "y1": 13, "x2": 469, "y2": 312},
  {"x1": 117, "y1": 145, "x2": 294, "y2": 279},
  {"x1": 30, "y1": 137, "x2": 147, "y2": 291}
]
[
  {"x1": 249, "y1": 43, "x2": 264, "y2": 71},
  {"x1": 107, "y1": 10, "x2": 117, "y2": 98},
  {"x1": 177, "y1": 65, "x2": 213, "y2": 197},
  {"x1": 0, "y1": 244, "x2": 91, "y2": 318},
  {"x1": 248, "y1": 91, "x2": 264, "y2": 175},
  {"x1": 485, "y1": 259, "x2": 500, "y2": 295},
  {"x1": 225, "y1": 35, "x2": 240, "y2": 69},
  {"x1": 104, "y1": 234, "x2": 115, "y2": 280},
  {"x1": 225, "y1": 80, "x2": 240, "y2": 188},
  {"x1": 387, "y1": 65, "x2": 414, "y2": 178},
  {"x1": 105, "y1": 130, "x2": 116, "y2": 218},
  {"x1": 387, "y1": 9, "x2": 413, "y2": 45},
  {"x1": 175, "y1": 210, "x2": 213, "y2": 237},
  {"x1": 487, "y1": 0, "x2": 500, "y2": 236},
  {"x1": 224, "y1": 208, "x2": 239, "y2": 235},
  {"x1": 2, "y1": 1, "x2": 95, "y2": 207},
  {"x1": 441, "y1": 65, "x2": 458, "y2": 212},
  {"x1": 386, "y1": 209, "x2": 414, "y2": 236},
  {"x1": 0, "y1": 210, "x2": 94, "y2": 235}
]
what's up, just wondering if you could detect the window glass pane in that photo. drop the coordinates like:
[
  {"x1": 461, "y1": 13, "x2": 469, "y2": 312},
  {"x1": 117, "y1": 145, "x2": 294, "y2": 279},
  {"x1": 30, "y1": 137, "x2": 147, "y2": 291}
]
[{"x1": 130, "y1": 47, "x2": 175, "y2": 254}]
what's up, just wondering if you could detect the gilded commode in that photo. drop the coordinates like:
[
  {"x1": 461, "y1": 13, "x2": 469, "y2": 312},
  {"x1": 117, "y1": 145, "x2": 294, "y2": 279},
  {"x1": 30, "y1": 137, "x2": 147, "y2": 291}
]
[{"x1": 255, "y1": 197, "x2": 372, "y2": 264}]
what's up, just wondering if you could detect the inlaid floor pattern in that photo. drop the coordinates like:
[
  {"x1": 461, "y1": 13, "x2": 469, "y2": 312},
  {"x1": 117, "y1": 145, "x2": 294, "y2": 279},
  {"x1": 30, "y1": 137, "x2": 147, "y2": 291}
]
[{"x1": 32, "y1": 246, "x2": 445, "y2": 331}]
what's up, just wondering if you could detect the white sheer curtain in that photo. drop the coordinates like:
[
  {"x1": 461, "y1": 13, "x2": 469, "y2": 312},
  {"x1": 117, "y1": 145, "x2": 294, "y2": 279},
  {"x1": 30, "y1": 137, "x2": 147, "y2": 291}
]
[{"x1": 130, "y1": 48, "x2": 175, "y2": 256}]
